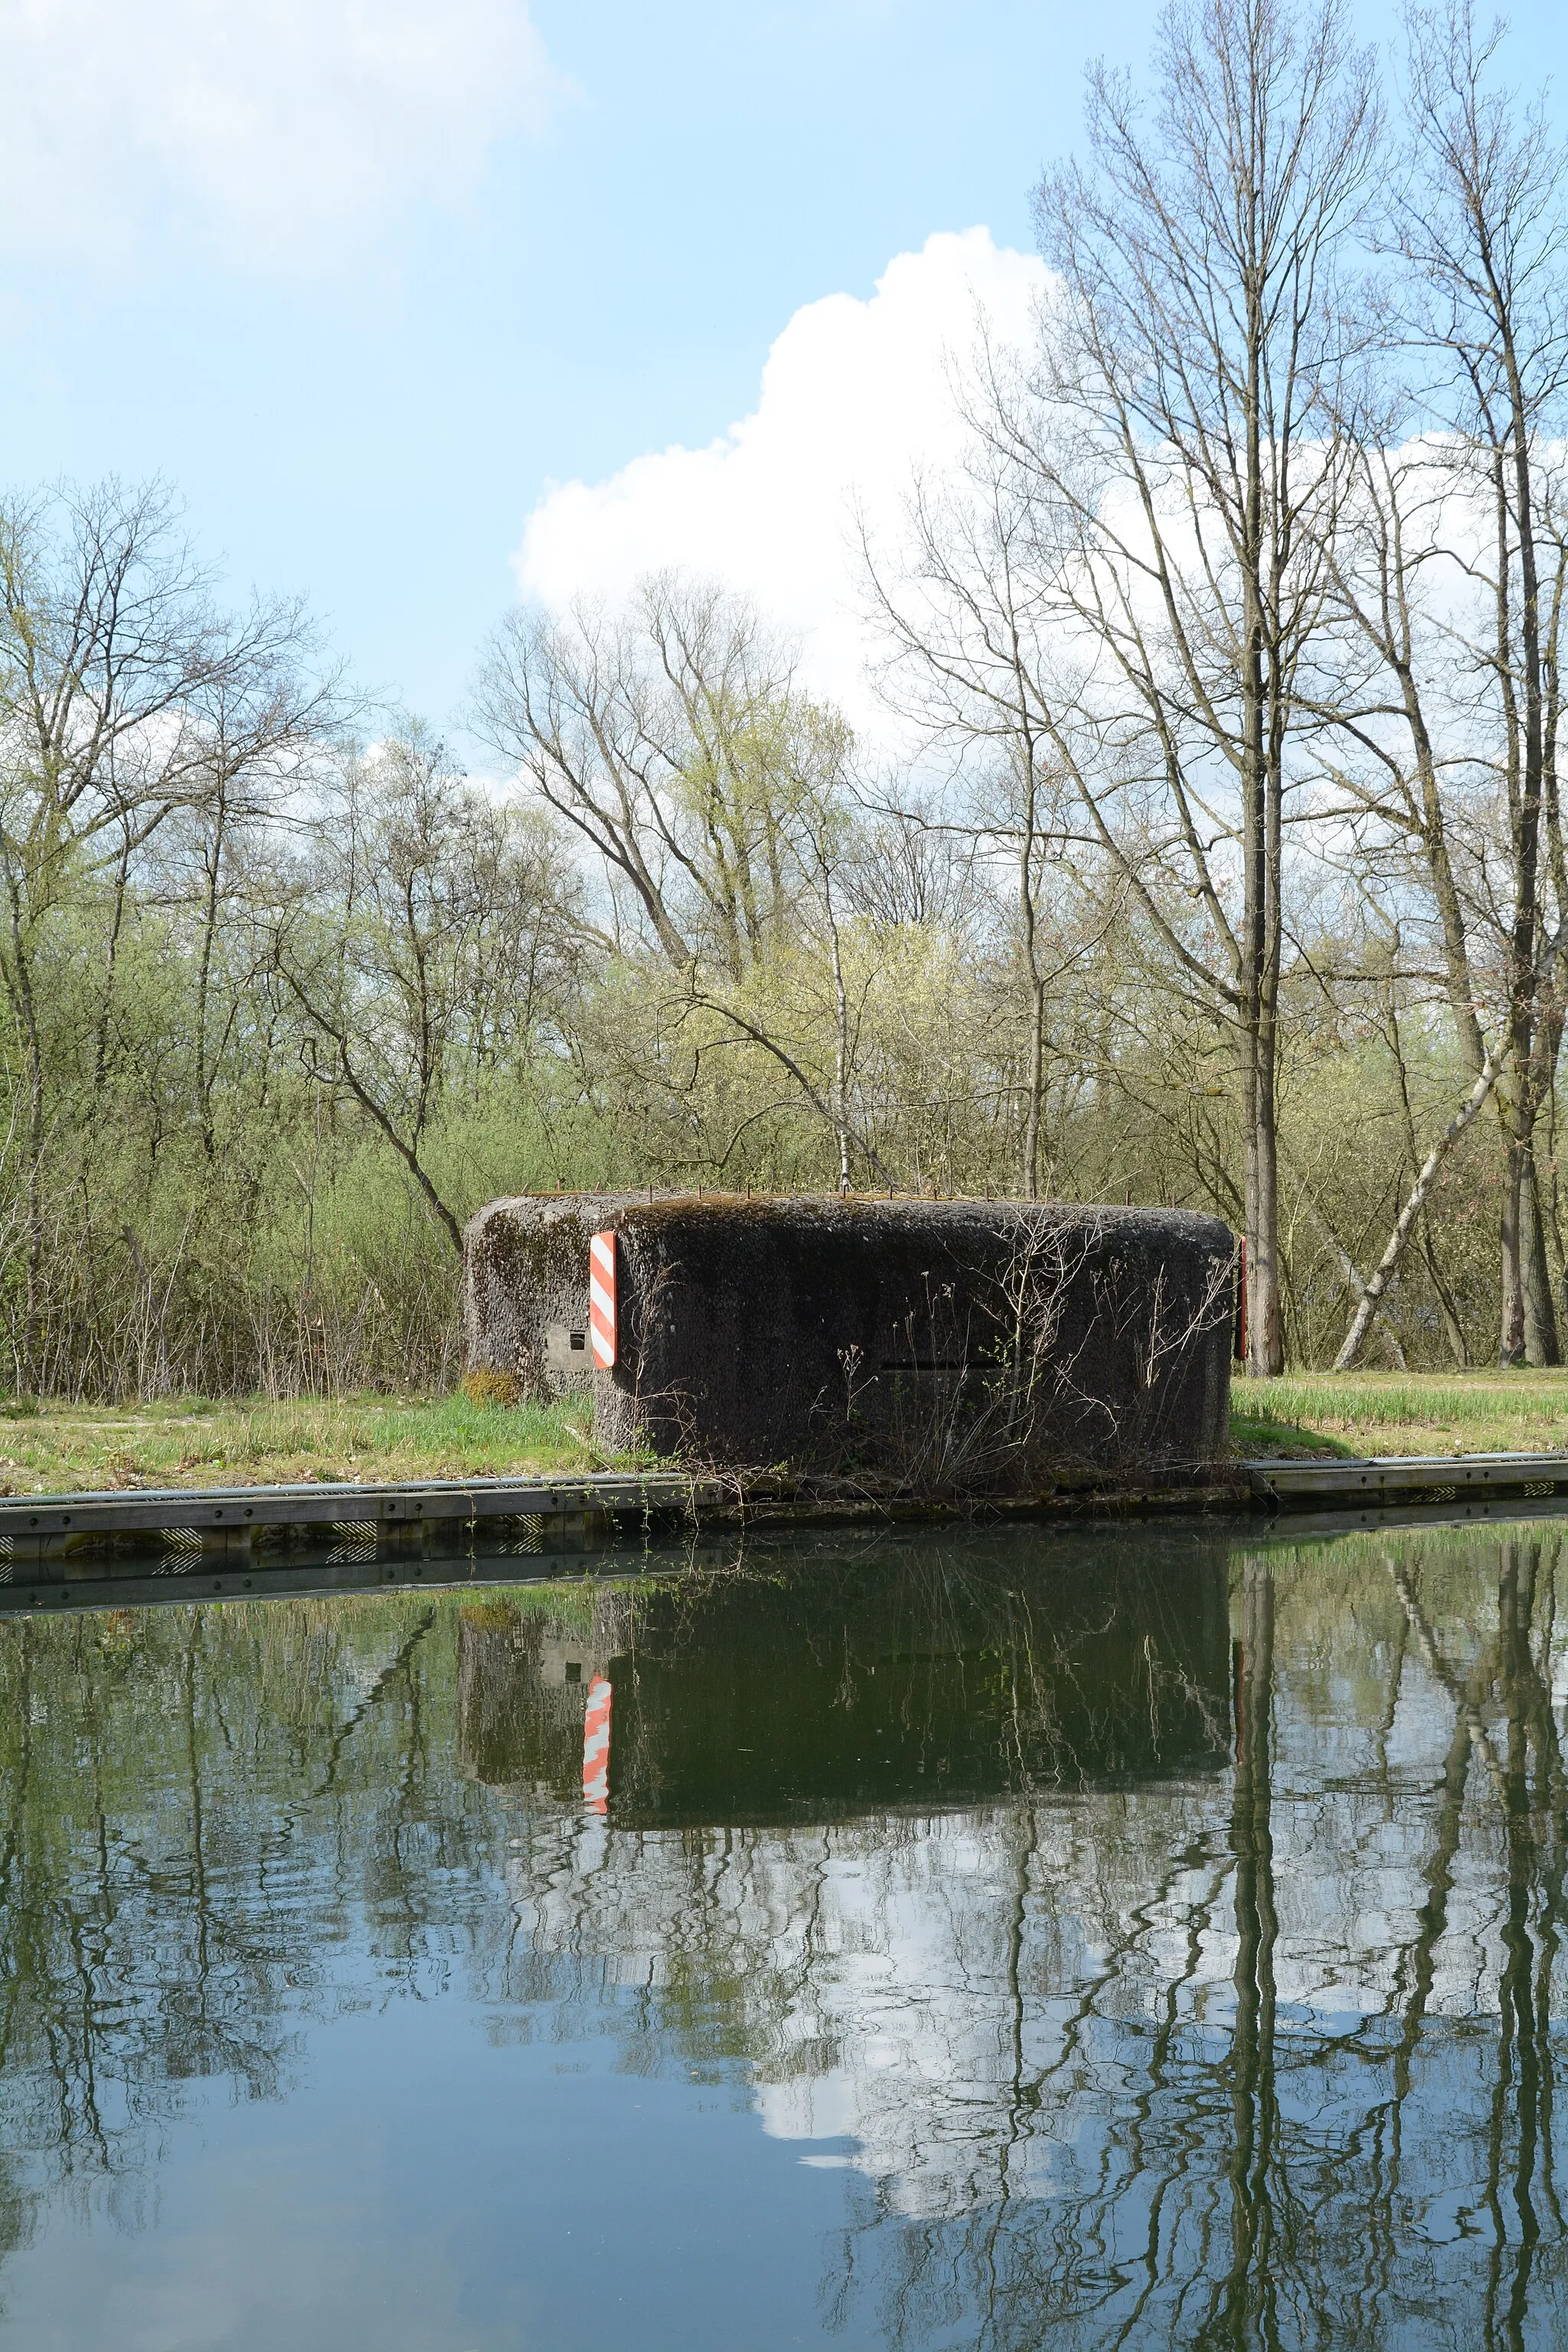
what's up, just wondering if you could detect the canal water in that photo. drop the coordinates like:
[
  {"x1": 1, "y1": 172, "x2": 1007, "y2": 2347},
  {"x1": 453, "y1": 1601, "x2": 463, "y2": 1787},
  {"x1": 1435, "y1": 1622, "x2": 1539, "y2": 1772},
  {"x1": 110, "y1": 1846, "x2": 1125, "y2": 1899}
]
[{"x1": 0, "y1": 1515, "x2": 1565, "y2": 2348}]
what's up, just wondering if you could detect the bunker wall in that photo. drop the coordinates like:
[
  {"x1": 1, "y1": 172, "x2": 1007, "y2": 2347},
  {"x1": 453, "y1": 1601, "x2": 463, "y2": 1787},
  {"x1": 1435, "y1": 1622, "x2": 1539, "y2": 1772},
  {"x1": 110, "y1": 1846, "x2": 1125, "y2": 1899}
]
[
  {"x1": 593, "y1": 1199, "x2": 1233, "y2": 1488},
  {"x1": 463, "y1": 1193, "x2": 675, "y2": 1396}
]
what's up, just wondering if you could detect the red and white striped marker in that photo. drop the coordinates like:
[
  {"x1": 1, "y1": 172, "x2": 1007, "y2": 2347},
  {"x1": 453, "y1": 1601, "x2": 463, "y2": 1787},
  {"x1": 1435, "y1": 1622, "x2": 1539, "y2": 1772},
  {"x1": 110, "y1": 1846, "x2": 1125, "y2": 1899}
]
[
  {"x1": 582, "y1": 1674, "x2": 612, "y2": 1813},
  {"x1": 590, "y1": 1228, "x2": 617, "y2": 1368}
]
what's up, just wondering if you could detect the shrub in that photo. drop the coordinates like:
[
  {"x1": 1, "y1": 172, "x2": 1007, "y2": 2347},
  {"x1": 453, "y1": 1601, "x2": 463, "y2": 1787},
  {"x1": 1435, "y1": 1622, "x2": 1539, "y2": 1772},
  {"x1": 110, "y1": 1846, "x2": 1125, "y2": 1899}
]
[{"x1": 459, "y1": 1368, "x2": 523, "y2": 1410}]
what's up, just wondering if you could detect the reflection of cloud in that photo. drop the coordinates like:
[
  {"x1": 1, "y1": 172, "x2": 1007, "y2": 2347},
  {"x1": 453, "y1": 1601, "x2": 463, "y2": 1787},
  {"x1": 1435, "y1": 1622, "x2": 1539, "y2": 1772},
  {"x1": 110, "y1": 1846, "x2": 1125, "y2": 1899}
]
[
  {"x1": 759, "y1": 2077, "x2": 861, "y2": 2146},
  {"x1": 0, "y1": 2014, "x2": 531, "y2": 2351},
  {"x1": 0, "y1": 0, "x2": 557, "y2": 266},
  {"x1": 516, "y1": 230, "x2": 1050, "y2": 723},
  {"x1": 508, "y1": 1651, "x2": 1536, "y2": 2226}
]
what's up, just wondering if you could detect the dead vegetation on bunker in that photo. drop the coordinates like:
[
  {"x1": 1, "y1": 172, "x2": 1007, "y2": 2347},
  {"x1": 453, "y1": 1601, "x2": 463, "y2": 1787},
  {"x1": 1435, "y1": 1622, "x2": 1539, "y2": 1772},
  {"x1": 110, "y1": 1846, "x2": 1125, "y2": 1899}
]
[{"x1": 609, "y1": 1214, "x2": 1236, "y2": 1508}]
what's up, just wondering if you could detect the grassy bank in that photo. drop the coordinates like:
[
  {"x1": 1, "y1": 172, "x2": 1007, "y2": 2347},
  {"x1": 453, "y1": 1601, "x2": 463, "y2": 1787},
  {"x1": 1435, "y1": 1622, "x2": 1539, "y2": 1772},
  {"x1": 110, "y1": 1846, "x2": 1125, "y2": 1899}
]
[
  {"x1": 1232, "y1": 1370, "x2": 1568, "y2": 1459},
  {"x1": 0, "y1": 1393, "x2": 602, "y2": 1496},
  {"x1": 2, "y1": 1369, "x2": 1566, "y2": 1495}
]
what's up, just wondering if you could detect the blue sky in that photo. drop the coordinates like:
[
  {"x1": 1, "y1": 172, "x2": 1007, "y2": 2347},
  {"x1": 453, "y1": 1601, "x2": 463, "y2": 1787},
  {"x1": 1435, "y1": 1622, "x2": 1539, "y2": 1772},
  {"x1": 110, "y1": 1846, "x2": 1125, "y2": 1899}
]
[{"x1": 2, "y1": 0, "x2": 1563, "y2": 734}]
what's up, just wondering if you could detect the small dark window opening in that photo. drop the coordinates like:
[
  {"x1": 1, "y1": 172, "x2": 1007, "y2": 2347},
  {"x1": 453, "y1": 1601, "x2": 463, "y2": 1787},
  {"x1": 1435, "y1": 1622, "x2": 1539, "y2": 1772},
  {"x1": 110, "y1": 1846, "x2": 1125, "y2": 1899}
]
[
  {"x1": 565, "y1": 1661, "x2": 582, "y2": 1684},
  {"x1": 570, "y1": 1331, "x2": 586, "y2": 1351}
]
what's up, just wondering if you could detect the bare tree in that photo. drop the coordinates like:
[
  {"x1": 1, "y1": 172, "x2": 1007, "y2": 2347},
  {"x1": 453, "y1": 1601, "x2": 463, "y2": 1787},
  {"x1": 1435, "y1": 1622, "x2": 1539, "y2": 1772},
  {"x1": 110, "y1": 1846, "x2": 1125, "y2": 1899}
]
[
  {"x1": 479, "y1": 574, "x2": 905, "y2": 1186},
  {"x1": 868, "y1": 0, "x2": 1377, "y2": 1362},
  {"x1": 1308, "y1": 5, "x2": 1568, "y2": 1363},
  {"x1": 1307, "y1": 416, "x2": 1554, "y2": 1361},
  {"x1": 271, "y1": 730, "x2": 588, "y2": 1256},
  {"x1": 1383, "y1": 2, "x2": 1568, "y2": 1360},
  {"x1": 179, "y1": 612, "x2": 345, "y2": 1162},
  {"x1": 930, "y1": 0, "x2": 1373, "y2": 1374},
  {"x1": 865, "y1": 446, "x2": 1132, "y2": 1200},
  {"x1": 473, "y1": 577, "x2": 835, "y2": 975},
  {"x1": 1024, "y1": 0, "x2": 1377, "y2": 1373},
  {"x1": 0, "y1": 480, "x2": 322, "y2": 1378}
]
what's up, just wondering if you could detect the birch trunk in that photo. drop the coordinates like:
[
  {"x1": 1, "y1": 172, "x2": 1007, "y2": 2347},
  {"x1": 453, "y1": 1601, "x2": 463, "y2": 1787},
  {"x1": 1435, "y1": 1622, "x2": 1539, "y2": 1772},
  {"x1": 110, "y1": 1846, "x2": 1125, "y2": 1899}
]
[{"x1": 1335, "y1": 1054, "x2": 1506, "y2": 1370}]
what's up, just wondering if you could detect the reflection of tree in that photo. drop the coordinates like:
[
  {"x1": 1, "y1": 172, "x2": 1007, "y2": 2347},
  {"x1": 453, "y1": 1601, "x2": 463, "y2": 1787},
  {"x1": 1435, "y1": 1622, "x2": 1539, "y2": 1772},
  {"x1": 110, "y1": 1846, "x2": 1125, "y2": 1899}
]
[
  {"x1": 1199, "y1": 1557, "x2": 1279, "y2": 2350},
  {"x1": 1486, "y1": 1540, "x2": 1564, "y2": 2347},
  {"x1": 3, "y1": 1527, "x2": 1568, "y2": 2346},
  {"x1": 805, "y1": 1534, "x2": 1568, "y2": 2350},
  {"x1": 1378, "y1": 1537, "x2": 1568, "y2": 2349},
  {"x1": 0, "y1": 1594, "x2": 482, "y2": 2275}
]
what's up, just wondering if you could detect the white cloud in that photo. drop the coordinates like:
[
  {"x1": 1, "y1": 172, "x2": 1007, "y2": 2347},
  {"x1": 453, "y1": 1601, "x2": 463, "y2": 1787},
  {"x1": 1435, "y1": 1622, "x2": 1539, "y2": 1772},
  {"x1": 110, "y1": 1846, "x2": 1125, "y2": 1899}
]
[
  {"x1": 515, "y1": 229, "x2": 1050, "y2": 723},
  {"x1": 0, "y1": 0, "x2": 556, "y2": 266}
]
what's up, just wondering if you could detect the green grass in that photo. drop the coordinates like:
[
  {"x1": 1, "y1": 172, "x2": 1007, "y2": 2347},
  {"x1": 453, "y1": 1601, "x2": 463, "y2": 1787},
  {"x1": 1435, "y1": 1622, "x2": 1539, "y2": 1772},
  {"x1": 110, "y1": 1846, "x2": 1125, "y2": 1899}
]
[
  {"x1": 0, "y1": 1392, "x2": 609, "y2": 1495},
  {"x1": 1232, "y1": 1369, "x2": 1568, "y2": 1460},
  {"x1": 5, "y1": 1367, "x2": 1566, "y2": 1495}
]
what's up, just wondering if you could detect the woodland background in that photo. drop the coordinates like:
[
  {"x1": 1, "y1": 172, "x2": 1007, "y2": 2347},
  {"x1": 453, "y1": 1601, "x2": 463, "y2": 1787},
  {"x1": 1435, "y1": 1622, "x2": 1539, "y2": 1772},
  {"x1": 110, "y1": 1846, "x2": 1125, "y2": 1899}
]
[{"x1": 5, "y1": 0, "x2": 1566, "y2": 1397}]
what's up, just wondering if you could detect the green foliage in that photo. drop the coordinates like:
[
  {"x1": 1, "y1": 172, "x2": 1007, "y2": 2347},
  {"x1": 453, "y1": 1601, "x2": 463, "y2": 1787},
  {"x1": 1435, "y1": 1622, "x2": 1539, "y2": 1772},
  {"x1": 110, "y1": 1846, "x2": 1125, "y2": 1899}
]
[
  {"x1": 0, "y1": 789, "x2": 1521, "y2": 1395},
  {"x1": 0, "y1": 505, "x2": 1536, "y2": 1392}
]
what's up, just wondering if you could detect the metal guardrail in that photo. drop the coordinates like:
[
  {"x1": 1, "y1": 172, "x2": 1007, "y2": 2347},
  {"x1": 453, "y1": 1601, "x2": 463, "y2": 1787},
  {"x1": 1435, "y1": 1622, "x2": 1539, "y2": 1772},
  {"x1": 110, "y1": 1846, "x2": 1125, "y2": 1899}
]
[
  {"x1": 1248, "y1": 1452, "x2": 1568, "y2": 1508},
  {"x1": 2, "y1": 1450, "x2": 1566, "y2": 1574},
  {"x1": 0, "y1": 1469, "x2": 718, "y2": 1544}
]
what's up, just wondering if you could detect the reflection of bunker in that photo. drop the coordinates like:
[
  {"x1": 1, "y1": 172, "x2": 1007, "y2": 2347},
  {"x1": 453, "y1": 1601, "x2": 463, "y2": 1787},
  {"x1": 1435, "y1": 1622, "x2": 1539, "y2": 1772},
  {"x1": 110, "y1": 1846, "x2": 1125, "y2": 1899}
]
[
  {"x1": 456, "y1": 1537, "x2": 1233, "y2": 1825},
  {"x1": 463, "y1": 1192, "x2": 1233, "y2": 1489},
  {"x1": 457, "y1": 1593, "x2": 631, "y2": 1792}
]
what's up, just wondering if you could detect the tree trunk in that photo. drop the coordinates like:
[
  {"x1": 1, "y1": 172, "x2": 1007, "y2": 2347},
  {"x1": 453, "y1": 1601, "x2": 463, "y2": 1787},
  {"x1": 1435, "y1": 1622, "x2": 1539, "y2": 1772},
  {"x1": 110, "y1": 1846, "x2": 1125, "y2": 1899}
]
[
  {"x1": 1243, "y1": 1004, "x2": 1284, "y2": 1377},
  {"x1": 1018, "y1": 776, "x2": 1047, "y2": 1201},
  {"x1": 1022, "y1": 968, "x2": 1047, "y2": 1203},
  {"x1": 1336, "y1": 1052, "x2": 1506, "y2": 1370},
  {"x1": 1240, "y1": 220, "x2": 1285, "y2": 1380},
  {"x1": 194, "y1": 779, "x2": 230, "y2": 1162},
  {"x1": 1521, "y1": 1144, "x2": 1560, "y2": 1365},
  {"x1": 1500, "y1": 1106, "x2": 1561, "y2": 1367},
  {"x1": 1501, "y1": 1137, "x2": 1527, "y2": 1365},
  {"x1": 6, "y1": 887, "x2": 47, "y2": 1393}
]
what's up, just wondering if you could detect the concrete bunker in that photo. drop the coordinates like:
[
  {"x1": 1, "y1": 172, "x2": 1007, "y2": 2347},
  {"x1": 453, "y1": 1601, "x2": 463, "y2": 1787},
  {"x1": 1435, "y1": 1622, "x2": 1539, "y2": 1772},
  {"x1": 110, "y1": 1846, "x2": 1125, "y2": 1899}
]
[
  {"x1": 464, "y1": 1192, "x2": 1234, "y2": 1493},
  {"x1": 464, "y1": 1191, "x2": 678, "y2": 1394}
]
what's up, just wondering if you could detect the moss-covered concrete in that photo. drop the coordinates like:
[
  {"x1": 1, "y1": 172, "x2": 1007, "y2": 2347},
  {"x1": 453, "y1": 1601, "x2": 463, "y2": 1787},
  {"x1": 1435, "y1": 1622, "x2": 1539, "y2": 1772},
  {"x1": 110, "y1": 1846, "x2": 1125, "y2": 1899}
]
[
  {"x1": 462, "y1": 1192, "x2": 675, "y2": 1396},
  {"x1": 465, "y1": 1192, "x2": 1234, "y2": 1495}
]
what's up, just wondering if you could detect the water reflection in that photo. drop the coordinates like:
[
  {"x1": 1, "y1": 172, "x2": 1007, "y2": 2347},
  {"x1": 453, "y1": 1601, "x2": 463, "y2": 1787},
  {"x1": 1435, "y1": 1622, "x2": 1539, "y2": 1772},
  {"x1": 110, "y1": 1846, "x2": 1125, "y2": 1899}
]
[
  {"x1": 1, "y1": 1521, "x2": 1566, "y2": 2347},
  {"x1": 456, "y1": 1541, "x2": 1233, "y2": 1820}
]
